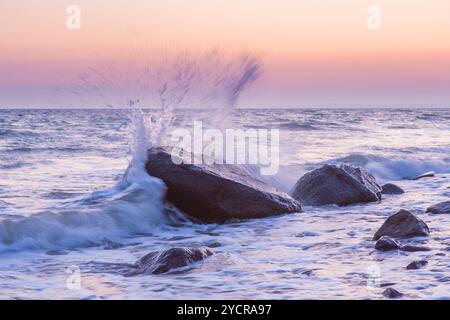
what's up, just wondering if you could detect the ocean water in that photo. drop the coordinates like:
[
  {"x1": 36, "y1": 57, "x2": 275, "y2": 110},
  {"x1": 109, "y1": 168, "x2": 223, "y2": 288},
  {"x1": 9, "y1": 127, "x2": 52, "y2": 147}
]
[{"x1": 0, "y1": 108, "x2": 449, "y2": 299}]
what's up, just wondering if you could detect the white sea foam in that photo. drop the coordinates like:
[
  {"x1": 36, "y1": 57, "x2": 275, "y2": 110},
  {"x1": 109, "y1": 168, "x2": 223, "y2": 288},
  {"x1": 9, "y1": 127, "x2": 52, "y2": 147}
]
[
  {"x1": 0, "y1": 104, "x2": 170, "y2": 253},
  {"x1": 0, "y1": 112, "x2": 170, "y2": 252},
  {"x1": 1, "y1": 108, "x2": 450, "y2": 299},
  {"x1": 365, "y1": 158, "x2": 449, "y2": 181},
  {"x1": 0, "y1": 50, "x2": 261, "y2": 253},
  {"x1": 0, "y1": 178, "x2": 167, "y2": 252}
]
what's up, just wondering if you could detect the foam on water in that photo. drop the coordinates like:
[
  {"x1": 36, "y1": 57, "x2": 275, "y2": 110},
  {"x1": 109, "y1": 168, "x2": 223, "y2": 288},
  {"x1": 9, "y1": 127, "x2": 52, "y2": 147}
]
[
  {"x1": 0, "y1": 109, "x2": 169, "y2": 252},
  {"x1": 327, "y1": 153, "x2": 450, "y2": 182},
  {"x1": 0, "y1": 106, "x2": 170, "y2": 252}
]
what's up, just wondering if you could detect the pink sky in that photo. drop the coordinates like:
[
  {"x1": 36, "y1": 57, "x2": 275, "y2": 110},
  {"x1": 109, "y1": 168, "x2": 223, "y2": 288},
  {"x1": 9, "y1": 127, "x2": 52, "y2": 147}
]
[{"x1": 1, "y1": 0, "x2": 450, "y2": 107}]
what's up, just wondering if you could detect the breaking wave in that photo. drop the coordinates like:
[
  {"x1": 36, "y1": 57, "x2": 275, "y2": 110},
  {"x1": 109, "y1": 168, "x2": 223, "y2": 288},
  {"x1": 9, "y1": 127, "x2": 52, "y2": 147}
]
[{"x1": 330, "y1": 153, "x2": 450, "y2": 181}]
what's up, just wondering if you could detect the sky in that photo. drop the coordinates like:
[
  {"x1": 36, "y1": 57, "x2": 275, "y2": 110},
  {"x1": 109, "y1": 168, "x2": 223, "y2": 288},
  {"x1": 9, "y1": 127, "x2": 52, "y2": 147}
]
[{"x1": 1, "y1": 0, "x2": 450, "y2": 108}]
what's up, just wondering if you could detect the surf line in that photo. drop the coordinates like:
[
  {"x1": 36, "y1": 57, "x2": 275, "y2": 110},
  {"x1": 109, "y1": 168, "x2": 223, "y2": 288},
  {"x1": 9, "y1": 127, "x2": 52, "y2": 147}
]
[{"x1": 177, "y1": 304, "x2": 211, "y2": 318}]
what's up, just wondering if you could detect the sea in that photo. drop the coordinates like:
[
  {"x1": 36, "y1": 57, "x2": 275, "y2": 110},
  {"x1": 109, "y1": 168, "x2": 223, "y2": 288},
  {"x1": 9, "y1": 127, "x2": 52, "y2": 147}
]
[{"x1": 0, "y1": 107, "x2": 449, "y2": 299}]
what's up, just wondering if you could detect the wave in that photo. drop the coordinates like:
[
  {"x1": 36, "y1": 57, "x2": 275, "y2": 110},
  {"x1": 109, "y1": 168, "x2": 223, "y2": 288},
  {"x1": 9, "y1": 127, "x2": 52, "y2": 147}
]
[
  {"x1": 0, "y1": 111, "x2": 177, "y2": 253},
  {"x1": 0, "y1": 161, "x2": 31, "y2": 170},
  {"x1": 0, "y1": 50, "x2": 262, "y2": 253},
  {"x1": 0, "y1": 165, "x2": 173, "y2": 253},
  {"x1": 4, "y1": 146, "x2": 94, "y2": 153},
  {"x1": 278, "y1": 122, "x2": 319, "y2": 131},
  {"x1": 0, "y1": 129, "x2": 38, "y2": 138},
  {"x1": 330, "y1": 153, "x2": 450, "y2": 181}
]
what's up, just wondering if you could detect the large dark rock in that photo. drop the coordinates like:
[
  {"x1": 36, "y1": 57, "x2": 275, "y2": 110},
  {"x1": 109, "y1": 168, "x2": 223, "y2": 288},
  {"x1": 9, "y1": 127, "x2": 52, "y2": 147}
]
[
  {"x1": 373, "y1": 209, "x2": 430, "y2": 240},
  {"x1": 426, "y1": 201, "x2": 450, "y2": 214},
  {"x1": 290, "y1": 164, "x2": 382, "y2": 206},
  {"x1": 381, "y1": 183, "x2": 404, "y2": 195},
  {"x1": 375, "y1": 236, "x2": 401, "y2": 251},
  {"x1": 127, "y1": 247, "x2": 213, "y2": 275},
  {"x1": 146, "y1": 147, "x2": 302, "y2": 223}
]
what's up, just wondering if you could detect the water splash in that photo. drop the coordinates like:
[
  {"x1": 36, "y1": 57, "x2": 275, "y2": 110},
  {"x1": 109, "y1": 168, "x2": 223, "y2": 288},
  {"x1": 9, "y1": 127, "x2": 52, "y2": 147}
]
[
  {"x1": 73, "y1": 49, "x2": 261, "y2": 141},
  {"x1": 0, "y1": 49, "x2": 262, "y2": 253}
]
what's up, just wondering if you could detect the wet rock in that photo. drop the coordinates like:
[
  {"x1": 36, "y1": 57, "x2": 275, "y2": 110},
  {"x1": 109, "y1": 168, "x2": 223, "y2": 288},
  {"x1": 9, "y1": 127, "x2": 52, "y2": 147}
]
[
  {"x1": 382, "y1": 287, "x2": 403, "y2": 299},
  {"x1": 290, "y1": 164, "x2": 381, "y2": 206},
  {"x1": 46, "y1": 250, "x2": 69, "y2": 256},
  {"x1": 411, "y1": 171, "x2": 435, "y2": 180},
  {"x1": 381, "y1": 183, "x2": 404, "y2": 195},
  {"x1": 426, "y1": 201, "x2": 450, "y2": 214},
  {"x1": 146, "y1": 147, "x2": 302, "y2": 223},
  {"x1": 127, "y1": 247, "x2": 214, "y2": 275},
  {"x1": 400, "y1": 245, "x2": 431, "y2": 252},
  {"x1": 406, "y1": 260, "x2": 428, "y2": 270},
  {"x1": 375, "y1": 236, "x2": 401, "y2": 251},
  {"x1": 373, "y1": 209, "x2": 430, "y2": 240}
]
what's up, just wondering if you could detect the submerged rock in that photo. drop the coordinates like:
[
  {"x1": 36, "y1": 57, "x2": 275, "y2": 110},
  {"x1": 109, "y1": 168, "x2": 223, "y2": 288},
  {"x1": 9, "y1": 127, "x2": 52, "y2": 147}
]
[
  {"x1": 382, "y1": 287, "x2": 403, "y2": 299},
  {"x1": 146, "y1": 147, "x2": 302, "y2": 223},
  {"x1": 375, "y1": 236, "x2": 401, "y2": 251},
  {"x1": 374, "y1": 235, "x2": 431, "y2": 253},
  {"x1": 411, "y1": 171, "x2": 435, "y2": 180},
  {"x1": 46, "y1": 250, "x2": 69, "y2": 256},
  {"x1": 373, "y1": 209, "x2": 430, "y2": 240},
  {"x1": 400, "y1": 245, "x2": 431, "y2": 252},
  {"x1": 290, "y1": 164, "x2": 381, "y2": 206},
  {"x1": 127, "y1": 247, "x2": 213, "y2": 275},
  {"x1": 426, "y1": 201, "x2": 450, "y2": 214},
  {"x1": 406, "y1": 260, "x2": 428, "y2": 270},
  {"x1": 381, "y1": 183, "x2": 404, "y2": 195}
]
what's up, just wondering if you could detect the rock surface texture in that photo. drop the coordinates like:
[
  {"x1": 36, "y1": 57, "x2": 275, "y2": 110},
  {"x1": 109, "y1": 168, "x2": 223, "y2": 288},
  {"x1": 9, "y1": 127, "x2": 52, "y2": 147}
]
[
  {"x1": 127, "y1": 247, "x2": 214, "y2": 275},
  {"x1": 146, "y1": 147, "x2": 302, "y2": 223},
  {"x1": 426, "y1": 201, "x2": 450, "y2": 214},
  {"x1": 411, "y1": 171, "x2": 435, "y2": 180},
  {"x1": 406, "y1": 260, "x2": 428, "y2": 270},
  {"x1": 373, "y1": 209, "x2": 430, "y2": 241},
  {"x1": 375, "y1": 236, "x2": 401, "y2": 251},
  {"x1": 381, "y1": 183, "x2": 405, "y2": 195},
  {"x1": 382, "y1": 287, "x2": 403, "y2": 299},
  {"x1": 291, "y1": 164, "x2": 382, "y2": 206}
]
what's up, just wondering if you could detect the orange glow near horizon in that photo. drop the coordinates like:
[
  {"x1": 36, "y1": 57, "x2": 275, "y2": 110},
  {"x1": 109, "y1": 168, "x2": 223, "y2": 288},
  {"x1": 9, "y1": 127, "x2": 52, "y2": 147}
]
[{"x1": 1, "y1": 0, "x2": 450, "y2": 107}]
